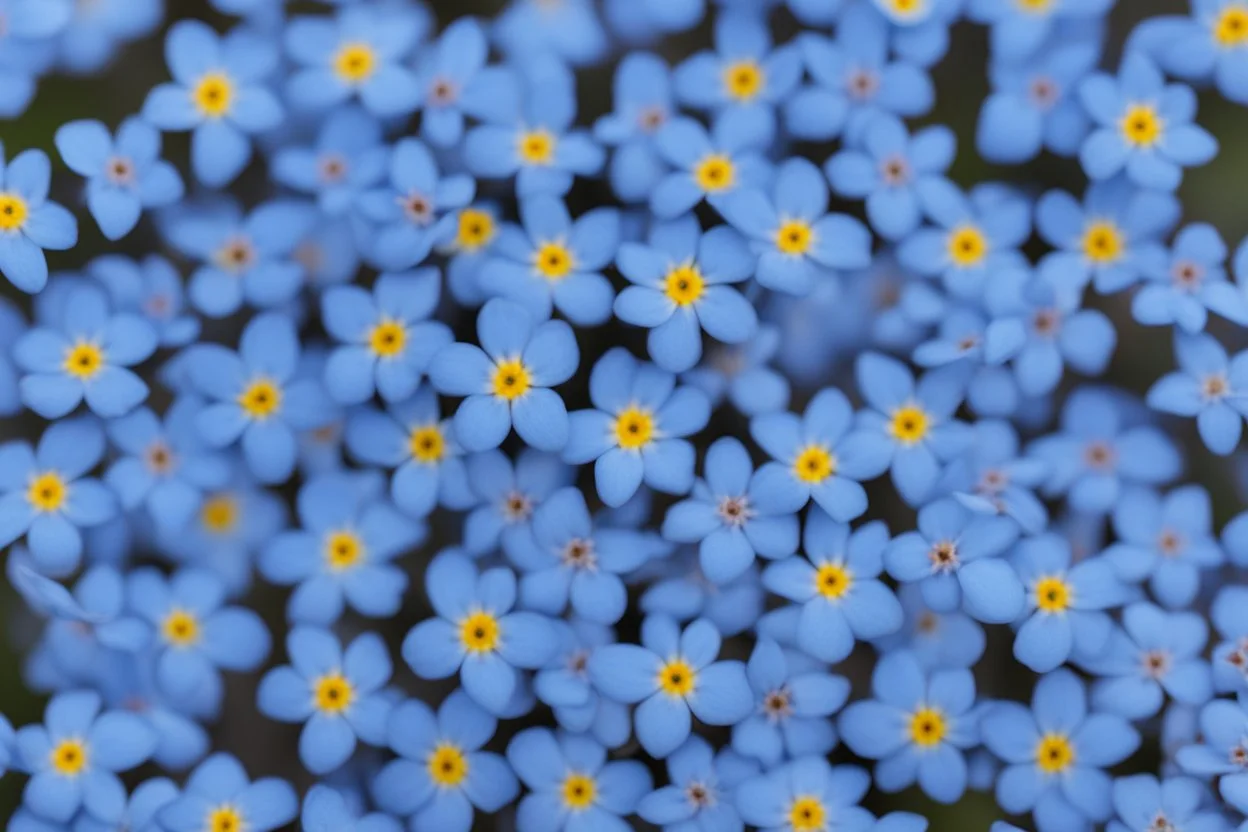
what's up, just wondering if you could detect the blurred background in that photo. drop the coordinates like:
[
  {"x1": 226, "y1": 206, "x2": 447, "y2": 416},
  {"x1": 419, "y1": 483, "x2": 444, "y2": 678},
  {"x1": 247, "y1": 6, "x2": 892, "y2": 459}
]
[{"x1": 2, "y1": 0, "x2": 1246, "y2": 827}]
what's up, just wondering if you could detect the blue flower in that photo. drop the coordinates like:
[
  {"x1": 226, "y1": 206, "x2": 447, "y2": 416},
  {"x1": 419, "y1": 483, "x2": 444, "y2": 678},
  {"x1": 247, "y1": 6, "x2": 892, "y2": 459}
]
[
  {"x1": 158, "y1": 753, "x2": 298, "y2": 832},
  {"x1": 105, "y1": 399, "x2": 231, "y2": 534},
  {"x1": 535, "y1": 619, "x2": 631, "y2": 747},
  {"x1": 258, "y1": 473, "x2": 423, "y2": 625},
  {"x1": 1079, "y1": 53, "x2": 1218, "y2": 192},
  {"x1": 401, "y1": 551, "x2": 556, "y2": 715},
  {"x1": 840, "y1": 650, "x2": 978, "y2": 804},
  {"x1": 977, "y1": 38, "x2": 1100, "y2": 163},
  {"x1": 1177, "y1": 697, "x2": 1248, "y2": 814},
  {"x1": 462, "y1": 449, "x2": 573, "y2": 559},
  {"x1": 751, "y1": 387, "x2": 892, "y2": 521},
  {"x1": 15, "y1": 690, "x2": 157, "y2": 824},
  {"x1": 615, "y1": 217, "x2": 758, "y2": 371},
  {"x1": 874, "y1": 584, "x2": 988, "y2": 670},
  {"x1": 595, "y1": 53, "x2": 675, "y2": 204},
  {"x1": 478, "y1": 194, "x2": 619, "y2": 326},
  {"x1": 662, "y1": 437, "x2": 798, "y2": 585},
  {"x1": 1155, "y1": 0, "x2": 1248, "y2": 105},
  {"x1": 855, "y1": 352, "x2": 973, "y2": 505},
  {"x1": 682, "y1": 324, "x2": 791, "y2": 417},
  {"x1": 508, "y1": 487, "x2": 650, "y2": 624},
  {"x1": 494, "y1": 0, "x2": 609, "y2": 67},
  {"x1": 430, "y1": 297, "x2": 579, "y2": 452},
  {"x1": 284, "y1": 3, "x2": 424, "y2": 117},
  {"x1": 464, "y1": 68, "x2": 604, "y2": 196},
  {"x1": 95, "y1": 656, "x2": 210, "y2": 771},
  {"x1": 1107, "y1": 774, "x2": 1227, "y2": 832},
  {"x1": 271, "y1": 107, "x2": 388, "y2": 216},
  {"x1": 1212, "y1": 586, "x2": 1248, "y2": 694},
  {"x1": 302, "y1": 784, "x2": 401, "y2": 832},
  {"x1": 188, "y1": 312, "x2": 333, "y2": 484},
  {"x1": 0, "y1": 145, "x2": 78, "y2": 293},
  {"x1": 141, "y1": 21, "x2": 283, "y2": 186},
  {"x1": 673, "y1": 12, "x2": 801, "y2": 135},
  {"x1": 736, "y1": 757, "x2": 874, "y2": 832},
  {"x1": 73, "y1": 777, "x2": 180, "y2": 832},
  {"x1": 884, "y1": 498, "x2": 1023, "y2": 624},
  {"x1": 944, "y1": 420, "x2": 1048, "y2": 533},
  {"x1": 0, "y1": 418, "x2": 115, "y2": 576},
  {"x1": 642, "y1": 554, "x2": 764, "y2": 639},
  {"x1": 506, "y1": 728, "x2": 652, "y2": 832},
  {"x1": 89, "y1": 255, "x2": 200, "y2": 348},
  {"x1": 788, "y1": 5, "x2": 934, "y2": 142},
  {"x1": 588, "y1": 615, "x2": 752, "y2": 758},
  {"x1": 1009, "y1": 533, "x2": 1128, "y2": 673},
  {"x1": 1148, "y1": 332, "x2": 1248, "y2": 456},
  {"x1": 967, "y1": 0, "x2": 1113, "y2": 59},
  {"x1": 55, "y1": 117, "x2": 183, "y2": 240},
  {"x1": 897, "y1": 182, "x2": 1031, "y2": 300},
  {"x1": 638, "y1": 736, "x2": 758, "y2": 832},
  {"x1": 763, "y1": 511, "x2": 904, "y2": 662},
  {"x1": 1028, "y1": 387, "x2": 1181, "y2": 514},
  {"x1": 1082, "y1": 603, "x2": 1213, "y2": 721},
  {"x1": 165, "y1": 198, "x2": 317, "y2": 319},
  {"x1": 344, "y1": 385, "x2": 476, "y2": 517},
  {"x1": 55, "y1": 0, "x2": 161, "y2": 76},
  {"x1": 371, "y1": 690, "x2": 518, "y2": 830},
  {"x1": 1133, "y1": 223, "x2": 1248, "y2": 332},
  {"x1": 733, "y1": 637, "x2": 847, "y2": 768},
  {"x1": 322, "y1": 268, "x2": 451, "y2": 405},
  {"x1": 128, "y1": 567, "x2": 270, "y2": 703},
  {"x1": 1103, "y1": 485, "x2": 1224, "y2": 607},
  {"x1": 414, "y1": 18, "x2": 518, "y2": 147},
  {"x1": 15, "y1": 283, "x2": 156, "y2": 418},
  {"x1": 564, "y1": 348, "x2": 710, "y2": 507},
  {"x1": 1035, "y1": 179, "x2": 1180, "y2": 295},
  {"x1": 355, "y1": 137, "x2": 475, "y2": 271},
  {"x1": 982, "y1": 670, "x2": 1140, "y2": 832},
  {"x1": 257, "y1": 627, "x2": 392, "y2": 774},
  {"x1": 826, "y1": 114, "x2": 956, "y2": 243},
  {"x1": 651, "y1": 110, "x2": 770, "y2": 219}
]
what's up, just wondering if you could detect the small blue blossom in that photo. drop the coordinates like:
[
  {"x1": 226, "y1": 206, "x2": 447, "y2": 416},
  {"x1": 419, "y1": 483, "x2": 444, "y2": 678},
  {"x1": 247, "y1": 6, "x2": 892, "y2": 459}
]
[
  {"x1": 967, "y1": 0, "x2": 1113, "y2": 60},
  {"x1": 157, "y1": 753, "x2": 297, "y2": 832},
  {"x1": 1133, "y1": 223, "x2": 1248, "y2": 332},
  {"x1": 0, "y1": 145, "x2": 78, "y2": 293},
  {"x1": 1148, "y1": 332, "x2": 1248, "y2": 456},
  {"x1": 736, "y1": 757, "x2": 874, "y2": 832},
  {"x1": 651, "y1": 110, "x2": 770, "y2": 219},
  {"x1": 1155, "y1": 0, "x2": 1248, "y2": 105},
  {"x1": 414, "y1": 18, "x2": 518, "y2": 147},
  {"x1": 462, "y1": 449, "x2": 574, "y2": 559},
  {"x1": 682, "y1": 324, "x2": 791, "y2": 417},
  {"x1": 595, "y1": 53, "x2": 675, "y2": 204},
  {"x1": 271, "y1": 107, "x2": 388, "y2": 216},
  {"x1": 302, "y1": 784, "x2": 401, "y2": 832},
  {"x1": 535, "y1": 619, "x2": 631, "y2": 747},
  {"x1": 1107, "y1": 774, "x2": 1228, "y2": 832},
  {"x1": 88, "y1": 255, "x2": 200, "y2": 348},
  {"x1": 638, "y1": 736, "x2": 758, "y2": 832}
]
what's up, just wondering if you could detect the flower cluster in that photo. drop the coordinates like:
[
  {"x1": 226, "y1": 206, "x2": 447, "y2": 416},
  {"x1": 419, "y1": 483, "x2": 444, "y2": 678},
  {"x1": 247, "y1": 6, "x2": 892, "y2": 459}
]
[{"x1": 2, "y1": 0, "x2": 1248, "y2": 831}]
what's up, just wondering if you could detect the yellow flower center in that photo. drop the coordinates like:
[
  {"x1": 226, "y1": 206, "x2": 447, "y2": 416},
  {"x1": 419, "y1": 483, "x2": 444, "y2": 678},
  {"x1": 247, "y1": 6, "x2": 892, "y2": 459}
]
[
  {"x1": 492, "y1": 359, "x2": 532, "y2": 400},
  {"x1": 694, "y1": 154, "x2": 736, "y2": 192},
  {"x1": 324, "y1": 530, "x2": 364, "y2": 571},
  {"x1": 459, "y1": 610, "x2": 500, "y2": 653},
  {"x1": 428, "y1": 743, "x2": 469, "y2": 787},
  {"x1": 201, "y1": 493, "x2": 239, "y2": 534},
  {"x1": 533, "y1": 241, "x2": 575, "y2": 280},
  {"x1": 162, "y1": 609, "x2": 200, "y2": 647},
  {"x1": 409, "y1": 425, "x2": 446, "y2": 464},
  {"x1": 723, "y1": 59, "x2": 764, "y2": 101},
  {"x1": 909, "y1": 707, "x2": 947, "y2": 748},
  {"x1": 657, "y1": 659, "x2": 696, "y2": 697},
  {"x1": 814, "y1": 562, "x2": 853, "y2": 600},
  {"x1": 0, "y1": 192, "x2": 29, "y2": 231},
  {"x1": 1081, "y1": 220, "x2": 1123, "y2": 264},
  {"x1": 1216, "y1": 6, "x2": 1248, "y2": 46},
  {"x1": 333, "y1": 42, "x2": 376, "y2": 84},
  {"x1": 561, "y1": 773, "x2": 597, "y2": 811},
  {"x1": 1121, "y1": 104, "x2": 1163, "y2": 147},
  {"x1": 518, "y1": 129, "x2": 556, "y2": 165},
  {"x1": 314, "y1": 673, "x2": 354, "y2": 714},
  {"x1": 238, "y1": 378, "x2": 282, "y2": 420},
  {"x1": 793, "y1": 445, "x2": 835, "y2": 484},
  {"x1": 192, "y1": 73, "x2": 234, "y2": 119},
  {"x1": 27, "y1": 472, "x2": 68, "y2": 513},
  {"x1": 1033, "y1": 575, "x2": 1072, "y2": 613},
  {"x1": 360, "y1": 318, "x2": 404, "y2": 359},
  {"x1": 208, "y1": 806, "x2": 243, "y2": 832},
  {"x1": 947, "y1": 225, "x2": 988, "y2": 267},
  {"x1": 613, "y1": 406, "x2": 655, "y2": 450},
  {"x1": 788, "y1": 796, "x2": 827, "y2": 832},
  {"x1": 1036, "y1": 733, "x2": 1076, "y2": 774},
  {"x1": 663, "y1": 263, "x2": 705, "y2": 306},
  {"x1": 50, "y1": 739, "x2": 88, "y2": 776},
  {"x1": 1015, "y1": 0, "x2": 1052, "y2": 11},
  {"x1": 456, "y1": 208, "x2": 495, "y2": 252},
  {"x1": 775, "y1": 220, "x2": 814, "y2": 255},
  {"x1": 888, "y1": 405, "x2": 930, "y2": 445},
  {"x1": 63, "y1": 341, "x2": 105, "y2": 380}
]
